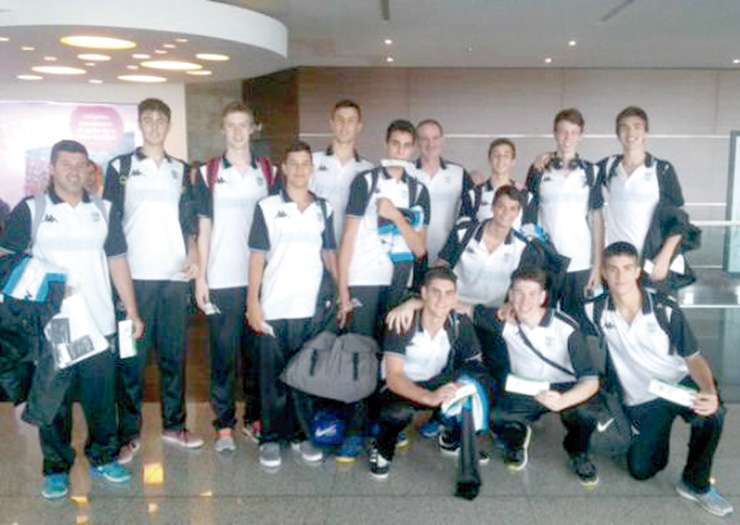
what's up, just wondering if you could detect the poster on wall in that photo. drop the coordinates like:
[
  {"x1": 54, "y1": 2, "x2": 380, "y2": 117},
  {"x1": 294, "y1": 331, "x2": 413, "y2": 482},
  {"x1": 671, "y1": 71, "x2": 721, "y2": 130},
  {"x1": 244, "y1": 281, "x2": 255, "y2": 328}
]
[
  {"x1": 725, "y1": 131, "x2": 740, "y2": 275},
  {"x1": 0, "y1": 101, "x2": 140, "y2": 209}
]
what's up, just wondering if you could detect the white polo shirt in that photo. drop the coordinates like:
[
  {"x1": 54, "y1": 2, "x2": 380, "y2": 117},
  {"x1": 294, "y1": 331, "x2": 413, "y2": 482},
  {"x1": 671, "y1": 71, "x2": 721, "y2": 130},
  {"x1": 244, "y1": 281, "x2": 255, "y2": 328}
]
[
  {"x1": 585, "y1": 292, "x2": 696, "y2": 407},
  {"x1": 412, "y1": 158, "x2": 472, "y2": 261},
  {"x1": 0, "y1": 190, "x2": 127, "y2": 336},
  {"x1": 345, "y1": 167, "x2": 431, "y2": 287},
  {"x1": 475, "y1": 306, "x2": 597, "y2": 385},
  {"x1": 460, "y1": 178, "x2": 527, "y2": 230},
  {"x1": 104, "y1": 148, "x2": 191, "y2": 281},
  {"x1": 248, "y1": 190, "x2": 335, "y2": 321},
  {"x1": 194, "y1": 155, "x2": 269, "y2": 289},
  {"x1": 310, "y1": 147, "x2": 373, "y2": 244},
  {"x1": 527, "y1": 156, "x2": 602, "y2": 273}
]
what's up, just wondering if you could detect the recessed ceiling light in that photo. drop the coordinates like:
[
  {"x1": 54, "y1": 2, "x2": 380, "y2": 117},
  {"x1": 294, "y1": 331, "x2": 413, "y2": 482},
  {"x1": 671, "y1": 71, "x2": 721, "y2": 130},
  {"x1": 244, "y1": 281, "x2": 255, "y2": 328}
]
[
  {"x1": 154, "y1": 49, "x2": 167, "y2": 55},
  {"x1": 0, "y1": 37, "x2": 9, "y2": 42},
  {"x1": 386, "y1": 56, "x2": 394, "y2": 63},
  {"x1": 17, "y1": 74, "x2": 43, "y2": 80},
  {"x1": 467, "y1": 46, "x2": 473, "y2": 53},
  {"x1": 118, "y1": 74, "x2": 167, "y2": 83},
  {"x1": 32, "y1": 65, "x2": 87, "y2": 75},
  {"x1": 88, "y1": 79, "x2": 103, "y2": 84},
  {"x1": 568, "y1": 40, "x2": 577, "y2": 47},
  {"x1": 43, "y1": 56, "x2": 57, "y2": 62},
  {"x1": 195, "y1": 53, "x2": 229, "y2": 61},
  {"x1": 186, "y1": 70, "x2": 212, "y2": 76},
  {"x1": 61, "y1": 35, "x2": 136, "y2": 50},
  {"x1": 384, "y1": 38, "x2": 393, "y2": 45},
  {"x1": 544, "y1": 57, "x2": 553, "y2": 64},
  {"x1": 77, "y1": 53, "x2": 111, "y2": 61},
  {"x1": 85, "y1": 62, "x2": 96, "y2": 66},
  {"x1": 126, "y1": 64, "x2": 140, "y2": 70},
  {"x1": 163, "y1": 43, "x2": 176, "y2": 49},
  {"x1": 21, "y1": 46, "x2": 35, "y2": 51},
  {"x1": 132, "y1": 53, "x2": 151, "y2": 59},
  {"x1": 734, "y1": 59, "x2": 740, "y2": 64},
  {"x1": 175, "y1": 37, "x2": 189, "y2": 43},
  {"x1": 141, "y1": 60, "x2": 202, "y2": 71}
]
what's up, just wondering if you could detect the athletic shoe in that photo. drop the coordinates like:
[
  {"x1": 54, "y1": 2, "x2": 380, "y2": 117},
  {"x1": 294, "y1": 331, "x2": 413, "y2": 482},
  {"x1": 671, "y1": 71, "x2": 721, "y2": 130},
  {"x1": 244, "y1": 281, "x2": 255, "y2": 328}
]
[
  {"x1": 569, "y1": 453, "x2": 599, "y2": 487},
  {"x1": 369, "y1": 446, "x2": 391, "y2": 479},
  {"x1": 41, "y1": 473, "x2": 69, "y2": 500},
  {"x1": 396, "y1": 431, "x2": 409, "y2": 448},
  {"x1": 214, "y1": 429, "x2": 236, "y2": 453},
  {"x1": 162, "y1": 429, "x2": 204, "y2": 449},
  {"x1": 676, "y1": 480, "x2": 734, "y2": 517},
  {"x1": 117, "y1": 438, "x2": 141, "y2": 465},
  {"x1": 259, "y1": 442, "x2": 282, "y2": 468},
  {"x1": 336, "y1": 435, "x2": 364, "y2": 463},
  {"x1": 419, "y1": 419, "x2": 442, "y2": 439},
  {"x1": 241, "y1": 420, "x2": 262, "y2": 444},
  {"x1": 438, "y1": 428, "x2": 460, "y2": 456},
  {"x1": 90, "y1": 462, "x2": 132, "y2": 484},
  {"x1": 292, "y1": 440, "x2": 323, "y2": 463},
  {"x1": 503, "y1": 424, "x2": 531, "y2": 471}
]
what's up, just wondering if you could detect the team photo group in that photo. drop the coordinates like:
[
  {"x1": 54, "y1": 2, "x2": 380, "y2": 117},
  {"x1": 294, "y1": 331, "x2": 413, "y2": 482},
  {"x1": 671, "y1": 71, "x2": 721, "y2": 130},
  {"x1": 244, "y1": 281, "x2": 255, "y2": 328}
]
[{"x1": 0, "y1": 94, "x2": 733, "y2": 517}]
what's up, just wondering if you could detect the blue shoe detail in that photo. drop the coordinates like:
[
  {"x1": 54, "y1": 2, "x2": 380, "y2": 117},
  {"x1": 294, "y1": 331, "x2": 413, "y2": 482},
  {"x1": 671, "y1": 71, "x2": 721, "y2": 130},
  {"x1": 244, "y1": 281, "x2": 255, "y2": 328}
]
[
  {"x1": 419, "y1": 419, "x2": 441, "y2": 439},
  {"x1": 336, "y1": 435, "x2": 364, "y2": 463},
  {"x1": 91, "y1": 462, "x2": 132, "y2": 484},
  {"x1": 42, "y1": 473, "x2": 69, "y2": 500}
]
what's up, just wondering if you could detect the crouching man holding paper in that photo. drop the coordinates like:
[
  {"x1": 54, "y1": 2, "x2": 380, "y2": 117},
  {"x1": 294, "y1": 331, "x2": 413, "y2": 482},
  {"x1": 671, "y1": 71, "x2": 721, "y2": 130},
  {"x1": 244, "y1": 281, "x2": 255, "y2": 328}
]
[{"x1": 584, "y1": 241, "x2": 732, "y2": 517}]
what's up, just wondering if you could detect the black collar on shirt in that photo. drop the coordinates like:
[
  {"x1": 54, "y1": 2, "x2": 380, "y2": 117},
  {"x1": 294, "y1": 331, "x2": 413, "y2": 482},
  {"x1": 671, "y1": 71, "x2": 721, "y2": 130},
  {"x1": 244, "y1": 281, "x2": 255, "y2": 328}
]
[
  {"x1": 473, "y1": 219, "x2": 514, "y2": 245},
  {"x1": 221, "y1": 152, "x2": 257, "y2": 170},
  {"x1": 607, "y1": 152, "x2": 655, "y2": 183},
  {"x1": 134, "y1": 146, "x2": 173, "y2": 164},
  {"x1": 547, "y1": 152, "x2": 585, "y2": 172},
  {"x1": 605, "y1": 289, "x2": 652, "y2": 315},
  {"x1": 380, "y1": 165, "x2": 410, "y2": 183},
  {"x1": 538, "y1": 308, "x2": 555, "y2": 327},
  {"x1": 47, "y1": 187, "x2": 91, "y2": 205},
  {"x1": 414, "y1": 157, "x2": 448, "y2": 171},
  {"x1": 279, "y1": 187, "x2": 319, "y2": 204},
  {"x1": 325, "y1": 145, "x2": 361, "y2": 163}
]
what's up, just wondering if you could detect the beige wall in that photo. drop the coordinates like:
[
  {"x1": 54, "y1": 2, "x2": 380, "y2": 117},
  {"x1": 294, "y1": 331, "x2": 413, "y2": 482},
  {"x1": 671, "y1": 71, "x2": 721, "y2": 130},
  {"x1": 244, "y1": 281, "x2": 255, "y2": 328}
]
[{"x1": 185, "y1": 79, "x2": 243, "y2": 163}]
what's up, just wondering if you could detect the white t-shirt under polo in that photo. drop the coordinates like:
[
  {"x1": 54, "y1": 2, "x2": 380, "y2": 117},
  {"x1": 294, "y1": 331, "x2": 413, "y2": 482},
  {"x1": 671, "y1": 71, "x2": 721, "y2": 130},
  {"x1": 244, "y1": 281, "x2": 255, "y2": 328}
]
[
  {"x1": 310, "y1": 147, "x2": 373, "y2": 244},
  {"x1": 248, "y1": 190, "x2": 335, "y2": 321},
  {"x1": 194, "y1": 155, "x2": 269, "y2": 289}
]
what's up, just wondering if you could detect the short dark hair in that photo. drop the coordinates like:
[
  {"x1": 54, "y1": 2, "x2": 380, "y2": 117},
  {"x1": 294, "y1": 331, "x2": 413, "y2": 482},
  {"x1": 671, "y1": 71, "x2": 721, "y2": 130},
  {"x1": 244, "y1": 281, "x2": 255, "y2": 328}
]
[
  {"x1": 221, "y1": 100, "x2": 255, "y2": 122},
  {"x1": 493, "y1": 185, "x2": 525, "y2": 208},
  {"x1": 50, "y1": 140, "x2": 88, "y2": 164},
  {"x1": 615, "y1": 106, "x2": 649, "y2": 134},
  {"x1": 510, "y1": 266, "x2": 548, "y2": 290},
  {"x1": 386, "y1": 119, "x2": 416, "y2": 143},
  {"x1": 332, "y1": 99, "x2": 362, "y2": 120},
  {"x1": 416, "y1": 118, "x2": 444, "y2": 136},
  {"x1": 422, "y1": 266, "x2": 457, "y2": 289},
  {"x1": 603, "y1": 241, "x2": 640, "y2": 262},
  {"x1": 488, "y1": 138, "x2": 516, "y2": 159},
  {"x1": 553, "y1": 108, "x2": 585, "y2": 132},
  {"x1": 138, "y1": 98, "x2": 171, "y2": 121},
  {"x1": 283, "y1": 140, "x2": 312, "y2": 160}
]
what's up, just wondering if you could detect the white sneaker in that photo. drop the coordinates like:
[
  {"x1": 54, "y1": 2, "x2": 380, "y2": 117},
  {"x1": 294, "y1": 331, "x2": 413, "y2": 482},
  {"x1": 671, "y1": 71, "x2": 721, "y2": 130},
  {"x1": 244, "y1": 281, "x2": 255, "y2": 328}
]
[
  {"x1": 676, "y1": 480, "x2": 734, "y2": 517},
  {"x1": 259, "y1": 443, "x2": 282, "y2": 468},
  {"x1": 214, "y1": 430, "x2": 236, "y2": 453},
  {"x1": 292, "y1": 440, "x2": 323, "y2": 462}
]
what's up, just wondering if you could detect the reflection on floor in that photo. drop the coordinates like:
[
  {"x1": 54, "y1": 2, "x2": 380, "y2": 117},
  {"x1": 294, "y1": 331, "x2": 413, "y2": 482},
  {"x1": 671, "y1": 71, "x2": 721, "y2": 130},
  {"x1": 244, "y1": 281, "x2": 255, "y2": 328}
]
[{"x1": 0, "y1": 402, "x2": 738, "y2": 525}]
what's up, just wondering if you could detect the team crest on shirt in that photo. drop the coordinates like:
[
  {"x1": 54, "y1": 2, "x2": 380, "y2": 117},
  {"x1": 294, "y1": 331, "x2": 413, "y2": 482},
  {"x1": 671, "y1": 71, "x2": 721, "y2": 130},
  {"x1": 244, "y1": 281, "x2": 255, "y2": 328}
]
[
  {"x1": 276, "y1": 210, "x2": 288, "y2": 219},
  {"x1": 542, "y1": 176, "x2": 552, "y2": 182},
  {"x1": 130, "y1": 169, "x2": 143, "y2": 177},
  {"x1": 318, "y1": 165, "x2": 328, "y2": 171},
  {"x1": 544, "y1": 336, "x2": 554, "y2": 347},
  {"x1": 90, "y1": 211, "x2": 101, "y2": 222},
  {"x1": 216, "y1": 177, "x2": 226, "y2": 184},
  {"x1": 170, "y1": 169, "x2": 179, "y2": 180},
  {"x1": 256, "y1": 177, "x2": 265, "y2": 186},
  {"x1": 43, "y1": 214, "x2": 57, "y2": 223},
  {"x1": 646, "y1": 321, "x2": 659, "y2": 334},
  {"x1": 603, "y1": 321, "x2": 615, "y2": 330}
]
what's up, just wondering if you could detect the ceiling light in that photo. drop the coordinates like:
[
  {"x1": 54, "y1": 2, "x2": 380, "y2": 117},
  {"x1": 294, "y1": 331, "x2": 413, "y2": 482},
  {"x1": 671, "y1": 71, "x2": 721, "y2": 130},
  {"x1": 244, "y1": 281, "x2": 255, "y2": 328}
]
[
  {"x1": 118, "y1": 74, "x2": 167, "y2": 83},
  {"x1": 85, "y1": 62, "x2": 96, "y2": 66},
  {"x1": 196, "y1": 53, "x2": 229, "y2": 61},
  {"x1": 568, "y1": 40, "x2": 577, "y2": 47},
  {"x1": 186, "y1": 70, "x2": 212, "y2": 76},
  {"x1": 43, "y1": 56, "x2": 57, "y2": 62},
  {"x1": 32, "y1": 65, "x2": 86, "y2": 75},
  {"x1": 61, "y1": 35, "x2": 136, "y2": 50},
  {"x1": 467, "y1": 46, "x2": 473, "y2": 53},
  {"x1": 77, "y1": 53, "x2": 111, "y2": 61},
  {"x1": 734, "y1": 59, "x2": 740, "y2": 64},
  {"x1": 141, "y1": 60, "x2": 202, "y2": 71},
  {"x1": 544, "y1": 57, "x2": 553, "y2": 64},
  {"x1": 386, "y1": 56, "x2": 394, "y2": 63},
  {"x1": 0, "y1": 37, "x2": 9, "y2": 42},
  {"x1": 154, "y1": 49, "x2": 167, "y2": 55},
  {"x1": 126, "y1": 64, "x2": 140, "y2": 70},
  {"x1": 21, "y1": 46, "x2": 35, "y2": 51},
  {"x1": 163, "y1": 43, "x2": 176, "y2": 49},
  {"x1": 88, "y1": 79, "x2": 103, "y2": 84},
  {"x1": 384, "y1": 38, "x2": 393, "y2": 45},
  {"x1": 132, "y1": 53, "x2": 151, "y2": 59},
  {"x1": 175, "y1": 37, "x2": 189, "y2": 43},
  {"x1": 17, "y1": 74, "x2": 43, "y2": 80}
]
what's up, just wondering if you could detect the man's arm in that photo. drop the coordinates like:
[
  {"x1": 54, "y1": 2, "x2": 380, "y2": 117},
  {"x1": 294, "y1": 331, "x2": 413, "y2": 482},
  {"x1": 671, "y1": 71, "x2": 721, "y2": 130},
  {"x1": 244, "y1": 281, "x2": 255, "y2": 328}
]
[
  {"x1": 535, "y1": 378, "x2": 599, "y2": 412},
  {"x1": 246, "y1": 251, "x2": 266, "y2": 332},
  {"x1": 195, "y1": 217, "x2": 212, "y2": 308},
  {"x1": 337, "y1": 216, "x2": 361, "y2": 326},
  {"x1": 650, "y1": 234, "x2": 681, "y2": 282},
  {"x1": 685, "y1": 354, "x2": 720, "y2": 417},
  {"x1": 587, "y1": 208, "x2": 605, "y2": 290},
  {"x1": 377, "y1": 198, "x2": 427, "y2": 257},
  {"x1": 385, "y1": 354, "x2": 456, "y2": 407}
]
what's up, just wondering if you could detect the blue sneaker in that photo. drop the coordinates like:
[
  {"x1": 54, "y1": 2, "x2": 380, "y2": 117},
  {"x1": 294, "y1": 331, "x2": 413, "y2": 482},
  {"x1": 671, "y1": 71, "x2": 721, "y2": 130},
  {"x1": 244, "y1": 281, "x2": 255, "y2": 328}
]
[
  {"x1": 90, "y1": 462, "x2": 132, "y2": 484},
  {"x1": 676, "y1": 480, "x2": 734, "y2": 517},
  {"x1": 41, "y1": 473, "x2": 69, "y2": 500},
  {"x1": 419, "y1": 419, "x2": 441, "y2": 439},
  {"x1": 336, "y1": 435, "x2": 364, "y2": 463}
]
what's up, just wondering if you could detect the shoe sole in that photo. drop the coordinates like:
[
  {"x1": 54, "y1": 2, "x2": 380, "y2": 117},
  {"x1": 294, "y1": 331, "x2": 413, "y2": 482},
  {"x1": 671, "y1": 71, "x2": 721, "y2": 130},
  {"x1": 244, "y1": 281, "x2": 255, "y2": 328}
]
[
  {"x1": 395, "y1": 439, "x2": 409, "y2": 449},
  {"x1": 302, "y1": 454, "x2": 323, "y2": 463},
  {"x1": 42, "y1": 488, "x2": 68, "y2": 500},
  {"x1": 161, "y1": 435, "x2": 204, "y2": 449},
  {"x1": 259, "y1": 458, "x2": 282, "y2": 468},
  {"x1": 578, "y1": 475, "x2": 600, "y2": 488},
  {"x1": 335, "y1": 456, "x2": 358, "y2": 464},
  {"x1": 90, "y1": 469, "x2": 131, "y2": 484},
  {"x1": 507, "y1": 425, "x2": 531, "y2": 472},
  {"x1": 676, "y1": 484, "x2": 732, "y2": 517},
  {"x1": 215, "y1": 444, "x2": 237, "y2": 453},
  {"x1": 370, "y1": 470, "x2": 389, "y2": 480}
]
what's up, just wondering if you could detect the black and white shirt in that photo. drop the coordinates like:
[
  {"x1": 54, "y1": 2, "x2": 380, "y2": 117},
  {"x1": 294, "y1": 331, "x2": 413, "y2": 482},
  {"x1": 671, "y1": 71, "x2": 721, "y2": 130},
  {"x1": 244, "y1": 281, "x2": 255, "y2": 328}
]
[
  {"x1": 193, "y1": 155, "x2": 269, "y2": 289},
  {"x1": 459, "y1": 178, "x2": 527, "y2": 228},
  {"x1": 345, "y1": 167, "x2": 431, "y2": 287},
  {"x1": 412, "y1": 158, "x2": 473, "y2": 262},
  {"x1": 0, "y1": 189, "x2": 127, "y2": 336},
  {"x1": 475, "y1": 306, "x2": 597, "y2": 385},
  {"x1": 584, "y1": 291, "x2": 696, "y2": 406},
  {"x1": 104, "y1": 148, "x2": 194, "y2": 281},
  {"x1": 310, "y1": 146, "x2": 373, "y2": 244},
  {"x1": 248, "y1": 190, "x2": 335, "y2": 321},
  {"x1": 526, "y1": 156, "x2": 603, "y2": 273}
]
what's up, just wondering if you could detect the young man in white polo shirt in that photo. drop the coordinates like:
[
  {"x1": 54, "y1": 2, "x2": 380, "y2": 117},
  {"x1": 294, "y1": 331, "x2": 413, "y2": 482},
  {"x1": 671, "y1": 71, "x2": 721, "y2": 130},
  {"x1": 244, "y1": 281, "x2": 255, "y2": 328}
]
[
  {"x1": 247, "y1": 141, "x2": 337, "y2": 468},
  {"x1": 525, "y1": 108, "x2": 604, "y2": 320},
  {"x1": 104, "y1": 98, "x2": 203, "y2": 462},
  {"x1": 338, "y1": 119, "x2": 431, "y2": 337},
  {"x1": 310, "y1": 99, "x2": 374, "y2": 244},
  {"x1": 596, "y1": 107, "x2": 688, "y2": 293},
  {"x1": 413, "y1": 119, "x2": 473, "y2": 265},
  {"x1": 584, "y1": 241, "x2": 732, "y2": 517},
  {"x1": 0, "y1": 140, "x2": 143, "y2": 499},
  {"x1": 193, "y1": 101, "x2": 272, "y2": 452},
  {"x1": 471, "y1": 267, "x2": 601, "y2": 486}
]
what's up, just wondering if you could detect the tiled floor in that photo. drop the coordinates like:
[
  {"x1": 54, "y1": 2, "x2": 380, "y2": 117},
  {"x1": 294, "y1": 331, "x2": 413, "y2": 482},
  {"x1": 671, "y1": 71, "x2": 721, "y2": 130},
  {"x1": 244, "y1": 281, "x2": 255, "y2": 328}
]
[{"x1": 1, "y1": 402, "x2": 738, "y2": 524}]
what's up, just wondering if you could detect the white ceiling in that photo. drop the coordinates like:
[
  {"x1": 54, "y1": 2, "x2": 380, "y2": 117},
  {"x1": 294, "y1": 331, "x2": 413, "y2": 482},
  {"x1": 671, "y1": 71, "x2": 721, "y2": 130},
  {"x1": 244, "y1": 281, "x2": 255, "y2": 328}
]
[{"x1": 228, "y1": 0, "x2": 740, "y2": 69}]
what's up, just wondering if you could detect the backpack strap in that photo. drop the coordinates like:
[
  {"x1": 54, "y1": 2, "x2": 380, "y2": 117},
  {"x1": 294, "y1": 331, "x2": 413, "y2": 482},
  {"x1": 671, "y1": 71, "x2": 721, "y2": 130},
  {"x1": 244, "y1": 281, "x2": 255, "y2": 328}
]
[{"x1": 515, "y1": 318, "x2": 576, "y2": 378}]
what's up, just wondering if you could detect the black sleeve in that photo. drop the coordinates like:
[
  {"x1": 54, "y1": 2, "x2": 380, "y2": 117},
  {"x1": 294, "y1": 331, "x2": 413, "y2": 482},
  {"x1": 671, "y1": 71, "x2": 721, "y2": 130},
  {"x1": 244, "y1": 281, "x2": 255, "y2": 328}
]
[
  {"x1": 416, "y1": 184, "x2": 431, "y2": 226},
  {"x1": 458, "y1": 171, "x2": 475, "y2": 218},
  {"x1": 666, "y1": 305, "x2": 699, "y2": 358},
  {"x1": 437, "y1": 224, "x2": 461, "y2": 265},
  {"x1": 103, "y1": 201, "x2": 128, "y2": 257},
  {"x1": 586, "y1": 163, "x2": 604, "y2": 210},
  {"x1": 345, "y1": 174, "x2": 371, "y2": 217},
  {"x1": 0, "y1": 200, "x2": 32, "y2": 253},
  {"x1": 659, "y1": 161, "x2": 685, "y2": 207},
  {"x1": 522, "y1": 167, "x2": 541, "y2": 224},
  {"x1": 248, "y1": 204, "x2": 271, "y2": 252},
  {"x1": 473, "y1": 305, "x2": 503, "y2": 334},
  {"x1": 459, "y1": 185, "x2": 476, "y2": 219},
  {"x1": 103, "y1": 157, "x2": 125, "y2": 224},
  {"x1": 566, "y1": 328, "x2": 598, "y2": 379},
  {"x1": 517, "y1": 240, "x2": 544, "y2": 269},
  {"x1": 382, "y1": 325, "x2": 413, "y2": 357},
  {"x1": 321, "y1": 201, "x2": 337, "y2": 250},
  {"x1": 454, "y1": 315, "x2": 483, "y2": 363},
  {"x1": 178, "y1": 162, "x2": 197, "y2": 237},
  {"x1": 193, "y1": 167, "x2": 213, "y2": 219}
]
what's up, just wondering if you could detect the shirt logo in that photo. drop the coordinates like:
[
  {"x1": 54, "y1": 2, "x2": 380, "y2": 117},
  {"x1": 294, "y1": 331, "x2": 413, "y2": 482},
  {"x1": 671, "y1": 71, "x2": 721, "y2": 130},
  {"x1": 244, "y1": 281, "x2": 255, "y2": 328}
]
[
  {"x1": 276, "y1": 210, "x2": 288, "y2": 219},
  {"x1": 170, "y1": 169, "x2": 179, "y2": 180},
  {"x1": 542, "y1": 176, "x2": 552, "y2": 182},
  {"x1": 647, "y1": 322, "x2": 659, "y2": 334},
  {"x1": 318, "y1": 165, "x2": 329, "y2": 171},
  {"x1": 90, "y1": 211, "x2": 101, "y2": 222},
  {"x1": 544, "y1": 336, "x2": 554, "y2": 347},
  {"x1": 43, "y1": 214, "x2": 57, "y2": 223},
  {"x1": 130, "y1": 169, "x2": 143, "y2": 177},
  {"x1": 465, "y1": 247, "x2": 475, "y2": 254},
  {"x1": 315, "y1": 425, "x2": 337, "y2": 438},
  {"x1": 603, "y1": 322, "x2": 615, "y2": 329},
  {"x1": 216, "y1": 176, "x2": 226, "y2": 184},
  {"x1": 596, "y1": 418, "x2": 615, "y2": 433},
  {"x1": 256, "y1": 177, "x2": 265, "y2": 186}
]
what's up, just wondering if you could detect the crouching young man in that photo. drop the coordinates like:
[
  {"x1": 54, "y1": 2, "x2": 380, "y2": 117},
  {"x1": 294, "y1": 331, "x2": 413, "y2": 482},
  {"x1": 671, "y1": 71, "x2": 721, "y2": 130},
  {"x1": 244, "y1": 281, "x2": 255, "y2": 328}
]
[
  {"x1": 585, "y1": 242, "x2": 732, "y2": 517},
  {"x1": 369, "y1": 266, "x2": 489, "y2": 479}
]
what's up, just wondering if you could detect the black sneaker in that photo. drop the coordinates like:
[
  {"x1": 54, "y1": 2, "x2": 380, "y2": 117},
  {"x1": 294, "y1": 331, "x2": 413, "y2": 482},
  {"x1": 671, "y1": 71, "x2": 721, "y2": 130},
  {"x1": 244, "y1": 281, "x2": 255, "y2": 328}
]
[
  {"x1": 438, "y1": 428, "x2": 460, "y2": 456},
  {"x1": 503, "y1": 424, "x2": 531, "y2": 471},
  {"x1": 569, "y1": 453, "x2": 599, "y2": 487},
  {"x1": 369, "y1": 446, "x2": 391, "y2": 480}
]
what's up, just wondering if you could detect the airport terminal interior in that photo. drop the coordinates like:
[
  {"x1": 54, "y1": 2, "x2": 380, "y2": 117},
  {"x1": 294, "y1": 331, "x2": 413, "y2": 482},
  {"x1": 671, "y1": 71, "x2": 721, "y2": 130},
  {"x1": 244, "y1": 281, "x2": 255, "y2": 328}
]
[{"x1": 1, "y1": 1, "x2": 740, "y2": 523}]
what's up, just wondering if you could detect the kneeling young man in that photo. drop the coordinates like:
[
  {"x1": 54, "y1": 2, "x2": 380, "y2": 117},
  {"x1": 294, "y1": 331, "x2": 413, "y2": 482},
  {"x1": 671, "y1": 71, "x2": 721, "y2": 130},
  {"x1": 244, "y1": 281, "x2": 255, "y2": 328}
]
[
  {"x1": 370, "y1": 266, "x2": 488, "y2": 479},
  {"x1": 472, "y1": 267, "x2": 600, "y2": 486},
  {"x1": 585, "y1": 242, "x2": 732, "y2": 517}
]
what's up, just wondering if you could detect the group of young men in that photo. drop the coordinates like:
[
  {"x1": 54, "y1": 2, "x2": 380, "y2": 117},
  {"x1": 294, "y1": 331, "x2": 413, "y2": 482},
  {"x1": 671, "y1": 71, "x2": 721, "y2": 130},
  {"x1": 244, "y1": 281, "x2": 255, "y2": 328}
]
[{"x1": 0, "y1": 96, "x2": 732, "y2": 517}]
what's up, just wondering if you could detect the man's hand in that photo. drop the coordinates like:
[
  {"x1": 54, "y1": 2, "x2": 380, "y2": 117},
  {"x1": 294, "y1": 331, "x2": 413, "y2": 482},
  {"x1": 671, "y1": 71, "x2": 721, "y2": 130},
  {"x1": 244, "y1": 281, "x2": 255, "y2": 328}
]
[
  {"x1": 454, "y1": 300, "x2": 473, "y2": 317},
  {"x1": 425, "y1": 383, "x2": 459, "y2": 407},
  {"x1": 586, "y1": 267, "x2": 601, "y2": 294},
  {"x1": 533, "y1": 152, "x2": 553, "y2": 172},
  {"x1": 183, "y1": 261, "x2": 199, "y2": 281},
  {"x1": 692, "y1": 392, "x2": 719, "y2": 417},
  {"x1": 497, "y1": 303, "x2": 516, "y2": 323},
  {"x1": 377, "y1": 197, "x2": 402, "y2": 223},
  {"x1": 194, "y1": 276, "x2": 210, "y2": 310},
  {"x1": 535, "y1": 390, "x2": 566, "y2": 412},
  {"x1": 385, "y1": 298, "x2": 422, "y2": 333},
  {"x1": 337, "y1": 287, "x2": 353, "y2": 329},
  {"x1": 129, "y1": 314, "x2": 145, "y2": 340},
  {"x1": 246, "y1": 301, "x2": 266, "y2": 334}
]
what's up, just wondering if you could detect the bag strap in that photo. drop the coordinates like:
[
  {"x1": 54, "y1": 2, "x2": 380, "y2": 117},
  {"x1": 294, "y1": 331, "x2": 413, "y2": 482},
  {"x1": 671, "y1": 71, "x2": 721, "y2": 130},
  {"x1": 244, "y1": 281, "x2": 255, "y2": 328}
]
[{"x1": 515, "y1": 318, "x2": 576, "y2": 378}]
